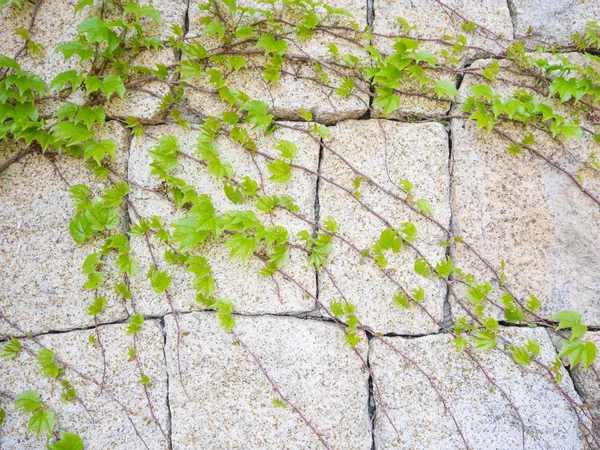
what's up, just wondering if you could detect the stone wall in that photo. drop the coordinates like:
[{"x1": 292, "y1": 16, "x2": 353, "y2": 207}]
[{"x1": 1, "y1": 0, "x2": 600, "y2": 449}]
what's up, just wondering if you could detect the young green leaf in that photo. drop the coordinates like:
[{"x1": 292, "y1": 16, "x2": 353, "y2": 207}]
[
  {"x1": 1, "y1": 338, "x2": 21, "y2": 359},
  {"x1": 48, "y1": 432, "x2": 85, "y2": 450},
  {"x1": 14, "y1": 390, "x2": 42, "y2": 414},
  {"x1": 267, "y1": 160, "x2": 292, "y2": 183}
]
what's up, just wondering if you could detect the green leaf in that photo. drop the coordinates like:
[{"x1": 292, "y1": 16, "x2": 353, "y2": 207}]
[
  {"x1": 171, "y1": 216, "x2": 210, "y2": 252},
  {"x1": 50, "y1": 70, "x2": 84, "y2": 92},
  {"x1": 148, "y1": 268, "x2": 172, "y2": 294},
  {"x1": 336, "y1": 77, "x2": 354, "y2": 97},
  {"x1": 83, "y1": 139, "x2": 117, "y2": 164},
  {"x1": 330, "y1": 300, "x2": 344, "y2": 317},
  {"x1": 85, "y1": 75, "x2": 125, "y2": 100},
  {"x1": 213, "y1": 299, "x2": 234, "y2": 330},
  {"x1": 101, "y1": 181, "x2": 129, "y2": 207},
  {"x1": 86, "y1": 202, "x2": 119, "y2": 231},
  {"x1": 510, "y1": 346, "x2": 532, "y2": 365},
  {"x1": 225, "y1": 232, "x2": 256, "y2": 264},
  {"x1": 224, "y1": 183, "x2": 244, "y2": 205},
  {"x1": 1, "y1": 338, "x2": 21, "y2": 359},
  {"x1": 413, "y1": 258, "x2": 430, "y2": 278},
  {"x1": 526, "y1": 295, "x2": 540, "y2": 312},
  {"x1": 378, "y1": 228, "x2": 402, "y2": 252},
  {"x1": 434, "y1": 79, "x2": 458, "y2": 100},
  {"x1": 472, "y1": 330, "x2": 497, "y2": 352},
  {"x1": 267, "y1": 160, "x2": 292, "y2": 183},
  {"x1": 14, "y1": 391, "x2": 42, "y2": 414},
  {"x1": 374, "y1": 89, "x2": 400, "y2": 116},
  {"x1": 275, "y1": 140, "x2": 298, "y2": 159},
  {"x1": 256, "y1": 33, "x2": 288, "y2": 55},
  {"x1": 298, "y1": 108, "x2": 312, "y2": 121},
  {"x1": 28, "y1": 409, "x2": 55, "y2": 436},
  {"x1": 272, "y1": 397, "x2": 287, "y2": 408},
  {"x1": 435, "y1": 256, "x2": 453, "y2": 278},
  {"x1": 37, "y1": 349, "x2": 60, "y2": 379},
  {"x1": 582, "y1": 341, "x2": 597, "y2": 371},
  {"x1": 126, "y1": 312, "x2": 144, "y2": 334},
  {"x1": 0, "y1": 55, "x2": 20, "y2": 71},
  {"x1": 48, "y1": 432, "x2": 84, "y2": 450},
  {"x1": 178, "y1": 59, "x2": 202, "y2": 80},
  {"x1": 551, "y1": 310, "x2": 581, "y2": 330},
  {"x1": 87, "y1": 296, "x2": 107, "y2": 316},
  {"x1": 417, "y1": 198, "x2": 433, "y2": 215},
  {"x1": 393, "y1": 291, "x2": 409, "y2": 309},
  {"x1": 50, "y1": 122, "x2": 94, "y2": 146}
]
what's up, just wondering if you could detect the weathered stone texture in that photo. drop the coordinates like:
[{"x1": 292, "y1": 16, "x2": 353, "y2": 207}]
[
  {"x1": 164, "y1": 312, "x2": 371, "y2": 449},
  {"x1": 183, "y1": 0, "x2": 369, "y2": 123},
  {"x1": 450, "y1": 55, "x2": 600, "y2": 326},
  {"x1": 0, "y1": 122, "x2": 129, "y2": 335},
  {"x1": 373, "y1": 0, "x2": 513, "y2": 56},
  {"x1": 550, "y1": 330, "x2": 600, "y2": 439},
  {"x1": 371, "y1": 0, "x2": 513, "y2": 118},
  {"x1": 127, "y1": 123, "x2": 318, "y2": 317},
  {"x1": 0, "y1": 321, "x2": 169, "y2": 450},
  {"x1": 0, "y1": 0, "x2": 186, "y2": 118},
  {"x1": 509, "y1": 0, "x2": 600, "y2": 47},
  {"x1": 370, "y1": 327, "x2": 584, "y2": 449},
  {"x1": 318, "y1": 120, "x2": 450, "y2": 334}
]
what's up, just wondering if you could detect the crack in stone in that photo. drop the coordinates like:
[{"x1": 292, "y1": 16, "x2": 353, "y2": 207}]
[
  {"x1": 159, "y1": 316, "x2": 174, "y2": 450},
  {"x1": 366, "y1": 333, "x2": 376, "y2": 450},
  {"x1": 506, "y1": 0, "x2": 517, "y2": 40},
  {"x1": 442, "y1": 124, "x2": 455, "y2": 332}
]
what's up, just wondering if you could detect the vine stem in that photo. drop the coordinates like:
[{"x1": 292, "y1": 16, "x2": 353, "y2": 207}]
[
  {"x1": 231, "y1": 330, "x2": 332, "y2": 449},
  {"x1": 92, "y1": 314, "x2": 107, "y2": 394},
  {"x1": 274, "y1": 267, "x2": 471, "y2": 450},
  {"x1": 124, "y1": 195, "x2": 189, "y2": 400},
  {"x1": 0, "y1": 311, "x2": 152, "y2": 450}
]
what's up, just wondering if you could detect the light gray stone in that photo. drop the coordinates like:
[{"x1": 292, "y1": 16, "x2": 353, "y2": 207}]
[
  {"x1": 370, "y1": 0, "x2": 513, "y2": 118},
  {"x1": 370, "y1": 327, "x2": 584, "y2": 449},
  {"x1": 164, "y1": 312, "x2": 371, "y2": 449},
  {"x1": 0, "y1": 0, "x2": 186, "y2": 118},
  {"x1": 183, "y1": 0, "x2": 369, "y2": 123},
  {"x1": 0, "y1": 321, "x2": 169, "y2": 450},
  {"x1": 0, "y1": 121, "x2": 130, "y2": 335},
  {"x1": 103, "y1": 0, "x2": 188, "y2": 119},
  {"x1": 318, "y1": 120, "x2": 450, "y2": 334},
  {"x1": 373, "y1": 0, "x2": 513, "y2": 56},
  {"x1": 127, "y1": 123, "x2": 318, "y2": 317},
  {"x1": 509, "y1": 0, "x2": 600, "y2": 47},
  {"x1": 0, "y1": 0, "x2": 95, "y2": 83},
  {"x1": 450, "y1": 55, "x2": 600, "y2": 326},
  {"x1": 550, "y1": 330, "x2": 600, "y2": 439}
]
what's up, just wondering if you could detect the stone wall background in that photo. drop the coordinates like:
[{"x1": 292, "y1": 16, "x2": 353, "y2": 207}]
[{"x1": 1, "y1": 0, "x2": 600, "y2": 448}]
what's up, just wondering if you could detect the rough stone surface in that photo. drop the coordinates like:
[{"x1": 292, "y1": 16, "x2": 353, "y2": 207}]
[
  {"x1": 370, "y1": 327, "x2": 585, "y2": 449},
  {"x1": 0, "y1": 0, "x2": 95, "y2": 83},
  {"x1": 127, "y1": 123, "x2": 318, "y2": 317},
  {"x1": 371, "y1": 0, "x2": 513, "y2": 118},
  {"x1": 450, "y1": 55, "x2": 600, "y2": 326},
  {"x1": 550, "y1": 330, "x2": 600, "y2": 439},
  {"x1": 183, "y1": 0, "x2": 369, "y2": 124},
  {"x1": 164, "y1": 312, "x2": 371, "y2": 449},
  {"x1": 0, "y1": 321, "x2": 169, "y2": 449},
  {"x1": 0, "y1": 0, "x2": 186, "y2": 118},
  {"x1": 509, "y1": 0, "x2": 600, "y2": 47},
  {"x1": 318, "y1": 120, "x2": 450, "y2": 334},
  {"x1": 0, "y1": 121, "x2": 130, "y2": 335},
  {"x1": 373, "y1": 0, "x2": 513, "y2": 56}
]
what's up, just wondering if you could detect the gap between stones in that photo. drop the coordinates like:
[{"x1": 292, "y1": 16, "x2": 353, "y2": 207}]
[{"x1": 159, "y1": 315, "x2": 174, "y2": 450}]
